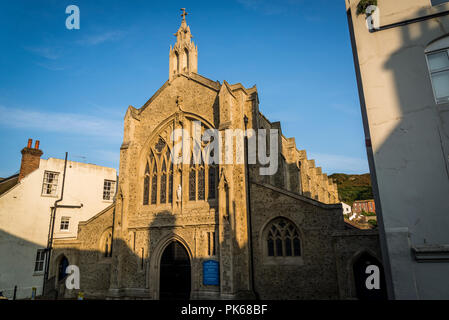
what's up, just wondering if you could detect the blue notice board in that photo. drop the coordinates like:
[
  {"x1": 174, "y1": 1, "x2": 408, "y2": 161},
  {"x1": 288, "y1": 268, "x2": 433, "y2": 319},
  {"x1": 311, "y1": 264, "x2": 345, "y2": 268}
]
[{"x1": 203, "y1": 260, "x2": 219, "y2": 286}]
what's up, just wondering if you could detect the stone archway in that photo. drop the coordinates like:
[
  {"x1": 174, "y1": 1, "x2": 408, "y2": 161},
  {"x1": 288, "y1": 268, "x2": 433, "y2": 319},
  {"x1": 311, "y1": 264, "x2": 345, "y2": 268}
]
[
  {"x1": 352, "y1": 251, "x2": 387, "y2": 300},
  {"x1": 57, "y1": 255, "x2": 69, "y2": 282},
  {"x1": 159, "y1": 241, "x2": 191, "y2": 300}
]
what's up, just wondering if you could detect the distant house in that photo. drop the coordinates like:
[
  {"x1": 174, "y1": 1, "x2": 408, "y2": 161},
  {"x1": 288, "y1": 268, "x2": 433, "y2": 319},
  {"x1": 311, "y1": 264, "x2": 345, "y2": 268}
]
[
  {"x1": 0, "y1": 139, "x2": 117, "y2": 299},
  {"x1": 341, "y1": 202, "x2": 352, "y2": 216},
  {"x1": 352, "y1": 200, "x2": 376, "y2": 214}
]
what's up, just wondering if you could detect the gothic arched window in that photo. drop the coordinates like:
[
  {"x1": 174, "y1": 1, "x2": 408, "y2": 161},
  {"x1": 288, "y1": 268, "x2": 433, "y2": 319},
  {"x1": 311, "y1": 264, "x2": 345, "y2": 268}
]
[
  {"x1": 265, "y1": 218, "x2": 301, "y2": 257},
  {"x1": 143, "y1": 138, "x2": 174, "y2": 206},
  {"x1": 188, "y1": 142, "x2": 217, "y2": 201}
]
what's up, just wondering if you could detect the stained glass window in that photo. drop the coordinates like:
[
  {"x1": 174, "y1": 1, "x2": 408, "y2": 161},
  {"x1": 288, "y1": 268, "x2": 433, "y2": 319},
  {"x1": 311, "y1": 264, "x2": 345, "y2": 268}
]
[
  {"x1": 198, "y1": 166, "x2": 205, "y2": 200},
  {"x1": 151, "y1": 174, "x2": 157, "y2": 204},
  {"x1": 208, "y1": 166, "x2": 216, "y2": 199},
  {"x1": 143, "y1": 162, "x2": 149, "y2": 205},
  {"x1": 189, "y1": 169, "x2": 196, "y2": 201}
]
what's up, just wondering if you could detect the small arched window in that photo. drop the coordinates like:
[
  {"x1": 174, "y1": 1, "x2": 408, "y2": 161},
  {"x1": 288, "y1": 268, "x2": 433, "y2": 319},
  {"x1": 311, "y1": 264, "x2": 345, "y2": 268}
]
[
  {"x1": 265, "y1": 218, "x2": 301, "y2": 257},
  {"x1": 175, "y1": 51, "x2": 180, "y2": 73},
  {"x1": 100, "y1": 229, "x2": 113, "y2": 258},
  {"x1": 184, "y1": 48, "x2": 190, "y2": 72}
]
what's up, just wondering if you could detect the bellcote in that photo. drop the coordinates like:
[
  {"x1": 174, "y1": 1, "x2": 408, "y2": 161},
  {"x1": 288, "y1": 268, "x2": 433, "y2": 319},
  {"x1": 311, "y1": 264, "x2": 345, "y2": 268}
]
[{"x1": 169, "y1": 8, "x2": 198, "y2": 81}]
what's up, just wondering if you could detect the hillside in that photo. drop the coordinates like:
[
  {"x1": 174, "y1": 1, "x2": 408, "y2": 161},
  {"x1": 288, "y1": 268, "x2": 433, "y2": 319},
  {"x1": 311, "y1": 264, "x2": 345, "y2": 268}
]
[{"x1": 329, "y1": 173, "x2": 373, "y2": 206}]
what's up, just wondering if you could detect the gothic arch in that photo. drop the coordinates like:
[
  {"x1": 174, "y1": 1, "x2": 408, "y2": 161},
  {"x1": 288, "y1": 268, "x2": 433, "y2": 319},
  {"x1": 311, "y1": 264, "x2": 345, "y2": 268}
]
[
  {"x1": 258, "y1": 216, "x2": 304, "y2": 265},
  {"x1": 347, "y1": 249, "x2": 386, "y2": 299},
  {"x1": 138, "y1": 111, "x2": 215, "y2": 176},
  {"x1": 148, "y1": 233, "x2": 194, "y2": 299},
  {"x1": 98, "y1": 227, "x2": 113, "y2": 259},
  {"x1": 138, "y1": 112, "x2": 217, "y2": 207}
]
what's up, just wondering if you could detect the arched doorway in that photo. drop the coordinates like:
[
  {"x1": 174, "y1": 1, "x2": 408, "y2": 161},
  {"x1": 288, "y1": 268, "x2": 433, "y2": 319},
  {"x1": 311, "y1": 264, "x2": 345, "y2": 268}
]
[
  {"x1": 58, "y1": 256, "x2": 69, "y2": 282},
  {"x1": 353, "y1": 252, "x2": 387, "y2": 300},
  {"x1": 159, "y1": 241, "x2": 191, "y2": 300}
]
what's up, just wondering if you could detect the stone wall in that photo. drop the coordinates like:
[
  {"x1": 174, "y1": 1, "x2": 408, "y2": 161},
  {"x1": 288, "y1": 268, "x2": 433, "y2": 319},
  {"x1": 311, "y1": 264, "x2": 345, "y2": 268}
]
[{"x1": 249, "y1": 182, "x2": 381, "y2": 299}]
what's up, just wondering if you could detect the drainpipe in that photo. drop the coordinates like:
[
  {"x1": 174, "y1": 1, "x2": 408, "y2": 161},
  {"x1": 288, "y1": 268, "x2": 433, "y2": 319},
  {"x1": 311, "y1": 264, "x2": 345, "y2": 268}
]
[
  {"x1": 109, "y1": 175, "x2": 119, "y2": 257},
  {"x1": 243, "y1": 115, "x2": 259, "y2": 300},
  {"x1": 43, "y1": 152, "x2": 68, "y2": 295}
]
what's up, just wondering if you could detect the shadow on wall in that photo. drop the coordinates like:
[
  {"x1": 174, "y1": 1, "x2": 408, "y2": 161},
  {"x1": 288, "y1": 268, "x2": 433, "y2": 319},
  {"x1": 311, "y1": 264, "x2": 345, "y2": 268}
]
[
  {"x1": 0, "y1": 229, "x2": 49, "y2": 299},
  {"x1": 44, "y1": 204, "x2": 228, "y2": 300},
  {"x1": 380, "y1": 10, "x2": 449, "y2": 241},
  {"x1": 1, "y1": 203, "x2": 386, "y2": 300},
  {"x1": 349, "y1": 5, "x2": 449, "y2": 299}
]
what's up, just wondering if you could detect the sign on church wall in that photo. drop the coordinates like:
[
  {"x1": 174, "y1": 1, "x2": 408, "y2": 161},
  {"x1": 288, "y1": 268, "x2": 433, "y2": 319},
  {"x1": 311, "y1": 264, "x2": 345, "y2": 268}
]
[{"x1": 203, "y1": 260, "x2": 219, "y2": 286}]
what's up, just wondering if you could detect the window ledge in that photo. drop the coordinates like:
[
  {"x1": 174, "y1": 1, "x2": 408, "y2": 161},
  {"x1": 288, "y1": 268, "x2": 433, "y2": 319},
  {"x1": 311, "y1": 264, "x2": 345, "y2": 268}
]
[
  {"x1": 33, "y1": 271, "x2": 44, "y2": 276},
  {"x1": 41, "y1": 194, "x2": 58, "y2": 198},
  {"x1": 263, "y1": 256, "x2": 304, "y2": 266},
  {"x1": 412, "y1": 245, "x2": 449, "y2": 262}
]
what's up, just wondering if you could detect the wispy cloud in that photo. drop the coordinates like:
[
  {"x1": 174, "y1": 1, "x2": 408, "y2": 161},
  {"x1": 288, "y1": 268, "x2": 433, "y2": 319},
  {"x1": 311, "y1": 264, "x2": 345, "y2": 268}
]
[
  {"x1": 24, "y1": 46, "x2": 61, "y2": 60},
  {"x1": 0, "y1": 105, "x2": 122, "y2": 141},
  {"x1": 76, "y1": 31, "x2": 126, "y2": 46},
  {"x1": 35, "y1": 62, "x2": 67, "y2": 71},
  {"x1": 308, "y1": 152, "x2": 369, "y2": 174}
]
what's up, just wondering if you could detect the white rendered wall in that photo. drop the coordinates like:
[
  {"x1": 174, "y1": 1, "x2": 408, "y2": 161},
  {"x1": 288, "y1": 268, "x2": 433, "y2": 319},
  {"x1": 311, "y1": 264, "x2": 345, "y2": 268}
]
[
  {"x1": 0, "y1": 158, "x2": 116, "y2": 299},
  {"x1": 346, "y1": 0, "x2": 449, "y2": 299}
]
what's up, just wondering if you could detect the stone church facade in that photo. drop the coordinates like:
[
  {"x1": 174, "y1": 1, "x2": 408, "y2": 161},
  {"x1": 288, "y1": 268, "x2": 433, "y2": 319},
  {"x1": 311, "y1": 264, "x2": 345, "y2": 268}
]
[{"x1": 47, "y1": 12, "x2": 384, "y2": 300}]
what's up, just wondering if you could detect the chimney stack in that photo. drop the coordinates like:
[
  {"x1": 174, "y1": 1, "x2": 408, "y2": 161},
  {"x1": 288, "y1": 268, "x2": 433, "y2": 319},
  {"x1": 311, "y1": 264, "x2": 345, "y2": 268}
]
[{"x1": 19, "y1": 138, "x2": 43, "y2": 182}]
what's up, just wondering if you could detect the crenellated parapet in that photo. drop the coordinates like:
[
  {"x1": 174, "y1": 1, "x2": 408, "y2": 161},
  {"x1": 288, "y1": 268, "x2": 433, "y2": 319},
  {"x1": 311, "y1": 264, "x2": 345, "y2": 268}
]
[{"x1": 254, "y1": 112, "x2": 339, "y2": 204}]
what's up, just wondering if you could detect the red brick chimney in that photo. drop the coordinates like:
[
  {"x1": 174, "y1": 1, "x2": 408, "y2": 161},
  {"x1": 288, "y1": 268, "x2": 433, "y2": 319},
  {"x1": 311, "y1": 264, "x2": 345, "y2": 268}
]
[{"x1": 18, "y1": 138, "x2": 43, "y2": 182}]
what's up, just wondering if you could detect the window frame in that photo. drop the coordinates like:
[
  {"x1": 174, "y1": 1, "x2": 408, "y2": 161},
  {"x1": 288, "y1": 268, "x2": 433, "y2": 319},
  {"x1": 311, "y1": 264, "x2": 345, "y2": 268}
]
[
  {"x1": 430, "y1": 0, "x2": 449, "y2": 7},
  {"x1": 59, "y1": 216, "x2": 70, "y2": 231},
  {"x1": 41, "y1": 171, "x2": 59, "y2": 197},
  {"x1": 103, "y1": 179, "x2": 116, "y2": 201},
  {"x1": 261, "y1": 217, "x2": 304, "y2": 266},
  {"x1": 34, "y1": 249, "x2": 46, "y2": 273},
  {"x1": 426, "y1": 48, "x2": 449, "y2": 104}
]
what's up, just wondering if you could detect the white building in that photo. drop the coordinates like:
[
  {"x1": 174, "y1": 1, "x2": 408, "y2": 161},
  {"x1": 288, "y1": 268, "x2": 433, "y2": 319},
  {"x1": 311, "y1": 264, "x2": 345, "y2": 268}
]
[
  {"x1": 346, "y1": 0, "x2": 449, "y2": 299},
  {"x1": 0, "y1": 139, "x2": 117, "y2": 299},
  {"x1": 341, "y1": 202, "x2": 352, "y2": 216}
]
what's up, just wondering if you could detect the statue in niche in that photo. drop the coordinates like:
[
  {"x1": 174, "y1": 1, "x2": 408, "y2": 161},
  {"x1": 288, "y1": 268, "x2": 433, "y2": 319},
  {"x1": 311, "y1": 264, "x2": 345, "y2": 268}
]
[{"x1": 177, "y1": 184, "x2": 182, "y2": 203}]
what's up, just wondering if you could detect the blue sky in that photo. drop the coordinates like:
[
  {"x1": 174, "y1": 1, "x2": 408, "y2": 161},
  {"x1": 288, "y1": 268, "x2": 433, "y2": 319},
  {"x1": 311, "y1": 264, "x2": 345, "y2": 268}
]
[{"x1": 0, "y1": 0, "x2": 368, "y2": 177}]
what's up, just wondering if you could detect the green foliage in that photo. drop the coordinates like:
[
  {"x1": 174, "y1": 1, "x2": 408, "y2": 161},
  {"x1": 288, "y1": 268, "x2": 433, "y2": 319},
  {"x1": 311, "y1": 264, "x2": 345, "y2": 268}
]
[
  {"x1": 330, "y1": 173, "x2": 373, "y2": 206},
  {"x1": 368, "y1": 219, "x2": 378, "y2": 228},
  {"x1": 356, "y1": 0, "x2": 378, "y2": 15},
  {"x1": 361, "y1": 211, "x2": 376, "y2": 216}
]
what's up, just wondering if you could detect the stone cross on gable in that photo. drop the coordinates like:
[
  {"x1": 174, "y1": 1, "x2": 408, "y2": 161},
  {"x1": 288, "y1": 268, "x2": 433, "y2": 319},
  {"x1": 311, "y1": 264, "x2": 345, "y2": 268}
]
[{"x1": 181, "y1": 8, "x2": 188, "y2": 20}]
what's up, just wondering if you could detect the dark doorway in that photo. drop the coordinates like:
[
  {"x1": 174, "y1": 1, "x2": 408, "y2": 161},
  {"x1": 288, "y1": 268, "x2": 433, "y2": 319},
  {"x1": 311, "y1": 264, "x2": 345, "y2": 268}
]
[
  {"x1": 160, "y1": 241, "x2": 191, "y2": 300},
  {"x1": 58, "y1": 256, "x2": 69, "y2": 281},
  {"x1": 353, "y1": 252, "x2": 387, "y2": 300}
]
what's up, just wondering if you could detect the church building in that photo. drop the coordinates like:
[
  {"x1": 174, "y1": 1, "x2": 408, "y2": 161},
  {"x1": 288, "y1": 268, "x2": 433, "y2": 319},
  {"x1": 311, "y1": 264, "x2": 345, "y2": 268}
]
[{"x1": 47, "y1": 10, "x2": 385, "y2": 300}]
